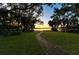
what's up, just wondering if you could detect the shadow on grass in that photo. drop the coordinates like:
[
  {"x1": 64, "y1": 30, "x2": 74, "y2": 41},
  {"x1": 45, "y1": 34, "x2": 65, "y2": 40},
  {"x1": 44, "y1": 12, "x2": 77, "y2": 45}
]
[
  {"x1": 0, "y1": 30, "x2": 35, "y2": 37},
  {"x1": 0, "y1": 31, "x2": 21, "y2": 37}
]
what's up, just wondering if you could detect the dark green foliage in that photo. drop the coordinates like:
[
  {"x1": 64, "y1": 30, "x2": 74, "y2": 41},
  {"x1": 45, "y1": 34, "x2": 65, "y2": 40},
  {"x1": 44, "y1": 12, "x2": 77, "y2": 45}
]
[
  {"x1": 0, "y1": 3, "x2": 53, "y2": 33},
  {"x1": 0, "y1": 3, "x2": 44, "y2": 33},
  {"x1": 48, "y1": 3, "x2": 79, "y2": 32}
]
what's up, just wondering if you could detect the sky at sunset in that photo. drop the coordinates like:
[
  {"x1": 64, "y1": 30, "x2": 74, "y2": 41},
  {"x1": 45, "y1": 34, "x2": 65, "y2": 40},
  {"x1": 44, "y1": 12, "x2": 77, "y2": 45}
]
[
  {"x1": 39, "y1": 4, "x2": 62, "y2": 25},
  {"x1": 35, "y1": 4, "x2": 62, "y2": 29}
]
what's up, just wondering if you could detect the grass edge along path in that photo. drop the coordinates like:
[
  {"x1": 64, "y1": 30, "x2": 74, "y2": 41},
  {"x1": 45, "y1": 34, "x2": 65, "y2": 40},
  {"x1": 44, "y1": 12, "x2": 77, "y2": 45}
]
[
  {"x1": 0, "y1": 32, "x2": 45, "y2": 55},
  {"x1": 36, "y1": 31, "x2": 68, "y2": 55},
  {"x1": 42, "y1": 32, "x2": 79, "y2": 54}
]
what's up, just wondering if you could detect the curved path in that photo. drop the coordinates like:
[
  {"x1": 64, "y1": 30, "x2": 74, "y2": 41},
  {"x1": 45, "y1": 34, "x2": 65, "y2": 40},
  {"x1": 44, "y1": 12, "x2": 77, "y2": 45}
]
[{"x1": 36, "y1": 31, "x2": 69, "y2": 55}]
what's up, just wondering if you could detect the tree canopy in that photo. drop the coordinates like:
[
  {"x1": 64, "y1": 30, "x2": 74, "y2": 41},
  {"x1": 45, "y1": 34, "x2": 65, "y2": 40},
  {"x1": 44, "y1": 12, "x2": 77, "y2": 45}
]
[
  {"x1": 48, "y1": 3, "x2": 79, "y2": 32},
  {"x1": 0, "y1": 3, "x2": 53, "y2": 35}
]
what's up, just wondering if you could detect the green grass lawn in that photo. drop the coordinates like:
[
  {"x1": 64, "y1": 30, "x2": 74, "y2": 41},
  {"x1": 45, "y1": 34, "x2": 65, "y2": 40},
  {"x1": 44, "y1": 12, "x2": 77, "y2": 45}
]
[
  {"x1": 0, "y1": 32, "x2": 45, "y2": 55},
  {"x1": 42, "y1": 32, "x2": 79, "y2": 54}
]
